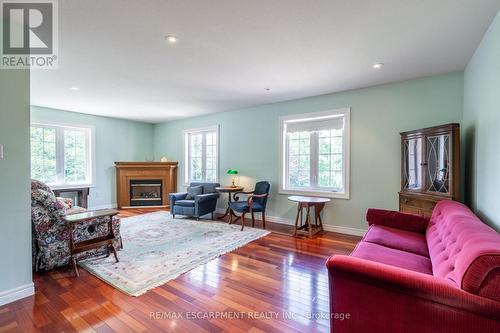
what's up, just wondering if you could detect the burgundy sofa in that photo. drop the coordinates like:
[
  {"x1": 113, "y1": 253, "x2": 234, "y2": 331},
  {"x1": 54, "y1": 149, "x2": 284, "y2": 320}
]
[{"x1": 326, "y1": 200, "x2": 500, "y2": 333}]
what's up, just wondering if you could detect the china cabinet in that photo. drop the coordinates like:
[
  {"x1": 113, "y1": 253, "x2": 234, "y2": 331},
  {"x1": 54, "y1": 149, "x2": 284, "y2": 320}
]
[{"x1": 399, "y1": 123, "x2": 460, "y2": 217}]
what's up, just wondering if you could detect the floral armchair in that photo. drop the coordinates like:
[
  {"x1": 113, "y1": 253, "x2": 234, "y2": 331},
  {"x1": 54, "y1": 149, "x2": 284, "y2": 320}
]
[{"x1": 31, "y1": 179, "x2": 121, "y2": 271}]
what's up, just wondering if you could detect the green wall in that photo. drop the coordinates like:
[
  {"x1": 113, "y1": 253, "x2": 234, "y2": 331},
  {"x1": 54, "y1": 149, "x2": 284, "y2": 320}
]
[
  {"x1": 0, "y1": 70, "x2": 33, "y2": 301},
  {"x1": 463, "y1": 11, "x2": 500, "y2": 230},
  {"x1": 31, "y1": 106, "x2": 154, "y2": 209},
  {"x1": 154, "y1": 72, "x2": 464, "y2": 231}
]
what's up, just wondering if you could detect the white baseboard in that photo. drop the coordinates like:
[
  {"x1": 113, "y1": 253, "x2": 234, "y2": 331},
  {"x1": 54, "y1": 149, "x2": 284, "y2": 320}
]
[
  {"x1": 0, "y1": 283, "x2": 35, "y2": 306},
  {"x1": 215, "y1": 208, "x2": 366, "y2": 237},
  {"x1": 89, "y1": 203, "x2": 118, "y2": 210},
  {"x1": 322, "y1": 224, "x2": 366, "y2": 236}
]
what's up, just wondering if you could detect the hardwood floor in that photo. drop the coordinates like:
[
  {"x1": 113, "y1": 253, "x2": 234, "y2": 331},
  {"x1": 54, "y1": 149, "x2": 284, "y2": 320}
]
[{"x1": 0, "y1": 209, "x2": 360, "y2": 333}]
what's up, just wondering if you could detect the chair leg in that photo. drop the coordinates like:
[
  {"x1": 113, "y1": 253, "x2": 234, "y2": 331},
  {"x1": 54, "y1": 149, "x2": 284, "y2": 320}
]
[
  {"x1": 72, "y1": 257, "x2": 79, "y2": 277},
  {"x1": 241, "y1": 212, "x2": 246, "y2": 231},
  {"x1": 251, "y1": 211, "x2": 255, "y2": 227},
  {"x1": 211, "y1": 212, "x2": 214, "y2": 220},
  {"x1": 262, "y1": 211, "x2": 266, "y2": 229},
  {"x1": 172, "y1": 214, "x2": 175, "y2": 219}
]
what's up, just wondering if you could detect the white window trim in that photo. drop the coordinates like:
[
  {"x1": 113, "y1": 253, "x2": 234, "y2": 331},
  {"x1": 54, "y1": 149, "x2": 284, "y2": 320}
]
[
  {"x1": 31, "y1": 121, "x2": 96, "y2": 189},
  {"x1": 278, "y1": 108, "x2": 351, "y2": 199},
  {"x1": 183, "y1": 125, "x2": 220, "y2": 186}
]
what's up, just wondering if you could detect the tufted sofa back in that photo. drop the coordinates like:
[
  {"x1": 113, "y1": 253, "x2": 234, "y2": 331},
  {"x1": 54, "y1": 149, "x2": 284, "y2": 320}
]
[{"x1": 426, "y1": 200, "x2": 500, "y2": 301}]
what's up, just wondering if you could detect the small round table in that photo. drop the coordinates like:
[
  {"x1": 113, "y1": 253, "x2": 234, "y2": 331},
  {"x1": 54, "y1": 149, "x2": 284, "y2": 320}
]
[
  {"x1": 288, "y1": 196, "x2": 331, "y2": 238},
  {"x1": 216, "y1": 186, "x2": 244, "y2": 221}
]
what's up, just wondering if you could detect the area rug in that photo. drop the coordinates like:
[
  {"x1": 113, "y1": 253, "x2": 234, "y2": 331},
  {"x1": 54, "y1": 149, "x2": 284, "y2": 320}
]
[{"x1": 79, "y1": 211, "x2": 270, "y2": 296}]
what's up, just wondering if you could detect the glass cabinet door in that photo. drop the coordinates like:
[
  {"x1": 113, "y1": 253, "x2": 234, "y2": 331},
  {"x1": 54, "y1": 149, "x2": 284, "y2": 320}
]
[
  {"x1": 425, "y1": 134, "x2": 450, "y2": 194},
  {"x1": 403, "y1": 138, "x2": 422, "y2": 191}
]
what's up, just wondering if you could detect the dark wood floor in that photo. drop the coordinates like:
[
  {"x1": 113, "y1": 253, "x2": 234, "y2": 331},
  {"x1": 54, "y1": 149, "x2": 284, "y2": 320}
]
[{"x1": 0, "y1": 209, "x2": 360, "y2": 333}]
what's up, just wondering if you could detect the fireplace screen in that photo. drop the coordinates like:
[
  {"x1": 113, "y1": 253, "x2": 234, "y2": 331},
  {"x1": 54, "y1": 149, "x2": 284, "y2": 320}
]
[{"x1": 129, "y1": 179, "x2": 163, "y2": 206}]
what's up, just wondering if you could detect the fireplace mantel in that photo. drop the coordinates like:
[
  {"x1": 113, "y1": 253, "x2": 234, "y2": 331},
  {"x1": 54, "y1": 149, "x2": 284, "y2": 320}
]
[{"x1": 115, "y1": 162, "x2": 178, "y2": 209}]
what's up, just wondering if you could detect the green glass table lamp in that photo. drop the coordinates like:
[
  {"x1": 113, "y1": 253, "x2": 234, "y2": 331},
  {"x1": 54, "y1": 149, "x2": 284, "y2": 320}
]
[{"x1": 227, "y1": 169, "x2": 239, "y2": 187}]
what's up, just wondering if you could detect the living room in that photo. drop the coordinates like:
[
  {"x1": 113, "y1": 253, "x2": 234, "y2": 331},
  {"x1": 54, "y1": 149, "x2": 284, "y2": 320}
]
[{"x1": 1, "y1": 1, "x2": 500, "y2": 332}]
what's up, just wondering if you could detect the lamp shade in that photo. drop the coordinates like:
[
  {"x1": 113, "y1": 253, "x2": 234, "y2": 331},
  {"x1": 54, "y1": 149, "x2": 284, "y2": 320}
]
[{"x1": 227, "y1": 169, "x2": 238, "y2": 175}]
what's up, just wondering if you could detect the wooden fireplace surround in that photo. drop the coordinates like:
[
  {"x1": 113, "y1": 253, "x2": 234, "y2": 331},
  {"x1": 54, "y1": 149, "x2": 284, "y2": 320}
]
[{"x1": 115, "y1": 162, "x2": 178, "y2": 209}]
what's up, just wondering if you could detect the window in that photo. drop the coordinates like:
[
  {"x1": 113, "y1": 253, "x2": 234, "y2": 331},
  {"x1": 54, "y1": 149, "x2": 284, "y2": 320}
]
[
  {"x1": 279, "y1": 108, "x2": 350, "y2": 198},
  {"x1": 30, "y1": 123, "x2": 95, "y2": 188},
  {"x1": 184, "y1": 126, "x2": 219, "y2": 184}
]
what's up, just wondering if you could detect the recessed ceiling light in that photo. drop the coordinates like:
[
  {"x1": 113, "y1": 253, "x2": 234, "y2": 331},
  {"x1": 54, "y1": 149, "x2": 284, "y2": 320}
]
[
  {"x1": 264, "y1": 87, "x2": 271, "y2": 91},
  {"x1": 165, "y1": 35, "x2": 177, "y2": 43},
  {"x1": 70, "y1": 87, "x2": 80, "y2": 91},
  {"x1": 372, "y1": 63, "x2": 384, "y2": 69}
]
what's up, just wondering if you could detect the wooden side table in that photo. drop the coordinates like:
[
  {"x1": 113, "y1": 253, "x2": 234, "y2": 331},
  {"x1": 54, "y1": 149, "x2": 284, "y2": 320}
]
[
  {"x1": 215, "y1": 186, "x2": 244, "y2": 221},
  {"x1": 53, "y1": 187, "x2": 90, "y2": 208},
  {"x1": 64, "y1": 209, "x2": 120, "y2": 277},
  {"x1": 288, "y1": 196, "x2": 331, "y2": 238}
]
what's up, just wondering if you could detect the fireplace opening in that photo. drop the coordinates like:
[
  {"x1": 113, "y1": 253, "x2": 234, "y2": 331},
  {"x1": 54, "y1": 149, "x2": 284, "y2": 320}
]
[{"x1": 129, "y1": 179, "x2": 163, "y2": 206}]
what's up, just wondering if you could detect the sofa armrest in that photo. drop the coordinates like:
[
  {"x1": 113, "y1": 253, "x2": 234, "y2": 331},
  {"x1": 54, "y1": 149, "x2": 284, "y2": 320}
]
[
  {"x1": 169, "y1": 192, "x2": 188, "y2": 204},
  {"x1": 366, "y1": 208, "x2": 429, "y2": 233},
  {"x1": 326, "y1": 255, "x2": 500, "y2": 332},
  {"x1": 195, "y1": 193, "x2": 219, "y2": 203}
]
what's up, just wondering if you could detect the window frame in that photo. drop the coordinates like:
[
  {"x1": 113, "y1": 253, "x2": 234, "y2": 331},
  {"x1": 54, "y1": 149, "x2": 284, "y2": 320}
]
[
  {"x1": 279, "y1": 108, "x2": 351, "y2": 199},
  {"x1": 183, "y1": 125, "x2": 220, "y2": 185},
  {"x1": 30, "y1": 121, "x2": 96, "y2": 189}
]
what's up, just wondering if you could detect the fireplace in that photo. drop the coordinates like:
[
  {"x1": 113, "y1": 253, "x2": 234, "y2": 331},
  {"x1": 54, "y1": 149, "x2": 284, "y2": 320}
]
[
  {"x1": 129, "y1": 179, "x2": 163, "y2": 206},
  {"x1": 115, "y1": 162, "x2": 178, "y2": 209}
]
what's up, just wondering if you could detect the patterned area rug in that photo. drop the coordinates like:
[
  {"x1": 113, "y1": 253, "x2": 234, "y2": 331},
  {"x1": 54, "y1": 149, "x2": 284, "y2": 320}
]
[{"x1": 79, "y1": 211, "x2": 270, "y2": 296}]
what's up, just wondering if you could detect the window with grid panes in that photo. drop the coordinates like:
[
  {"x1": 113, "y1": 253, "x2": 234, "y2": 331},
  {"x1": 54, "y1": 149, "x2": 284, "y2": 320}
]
[
  {"x1": 279, "y1": 109, "x2": 350, "y2": 198},
  {"x1": 31, "y1": 123, "x2": 94, "y2": 188},
  {"x1": 184, "y1": 126, "x2": 219, "y2": 183}
]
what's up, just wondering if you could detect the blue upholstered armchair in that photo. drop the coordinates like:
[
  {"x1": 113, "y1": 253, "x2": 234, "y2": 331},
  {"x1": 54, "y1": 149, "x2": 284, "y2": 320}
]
[
  {"x1": 229, "y1": 181, "x2": 271, "y2": 230},
  {"x1": 169, "y1": 182, "x2": 220, "y2": 220}
]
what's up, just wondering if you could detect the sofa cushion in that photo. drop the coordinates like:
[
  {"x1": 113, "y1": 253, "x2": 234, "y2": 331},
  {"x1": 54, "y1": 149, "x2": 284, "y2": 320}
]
[
  {"x1": 186, "y1": 186, "x2": 203, "y2": 199},
  {"x1": 190, "y1": 182, "x2": 220, "y2": 194},
  {"x1": 64, "y1": 206, "x2": 87, "y2": 215},
  {"x1": 351, "y1": 242, "x2": 433, "y2": 275},
  {"x1": 229, "y1": 201, "x2": 263, "y2": 213},
  {"x1": 363, "y1": 225, "x2": 429, "y2": 257},
  {"x1": 175, "y1": 199, "x2": 195, "y2": 207},
  {"x1": 426, "y1": 200, "x2": 500, "y2": 301}
]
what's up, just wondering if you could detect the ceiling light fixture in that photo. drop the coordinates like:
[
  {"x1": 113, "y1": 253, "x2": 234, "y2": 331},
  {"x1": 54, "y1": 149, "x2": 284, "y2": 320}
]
[
  {"x1": 372, "y1": 63, "x2": 384, "y2": 69},
  {"x1": 165, "y1": 35, "x2": 178, "y2": 43},
  {"x1": 70, "y1": 87, "x2": 80, "y2": 91},
  {"x1": 264, "y1": 87, "x2": 271, "y2": 91}
]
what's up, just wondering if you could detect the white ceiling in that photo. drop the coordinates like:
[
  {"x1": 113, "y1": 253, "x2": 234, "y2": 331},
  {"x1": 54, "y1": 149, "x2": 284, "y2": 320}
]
[{"x1": 31, "y1": 0, "x2": 500, "y2": 123}]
